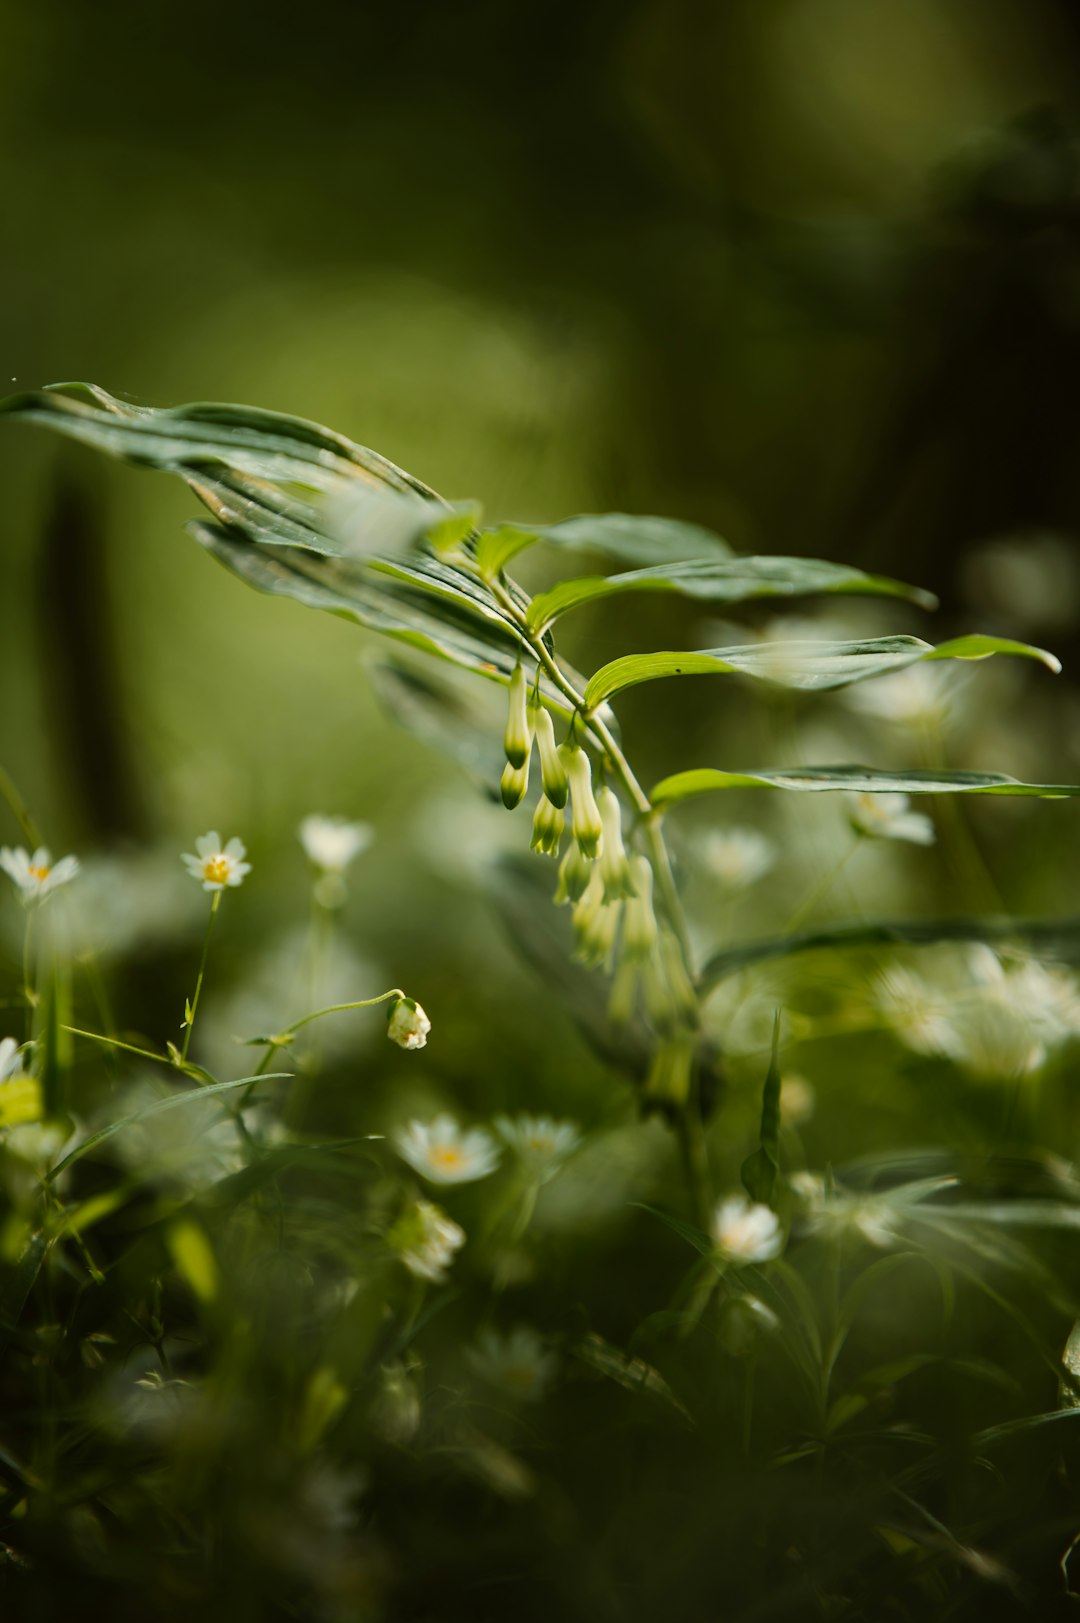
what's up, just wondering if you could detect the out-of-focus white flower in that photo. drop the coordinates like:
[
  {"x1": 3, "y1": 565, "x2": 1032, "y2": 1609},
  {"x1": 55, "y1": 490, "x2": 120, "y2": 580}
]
[
  {"x1": 388, "y1": 1199, "x2": 465, "y2": 1282},
  {"x1": 712, "y1": 1194, "x2": 783, "y2": 1265},
  {"x1": 0, "y1": 1038, "x2": 25, "y2": 1083},
  {"x1": 780, "y1": 1073, "x2": 816, "y2": 1127},
  {"x1": 181, "y1": 832, "x2": 251, "y2": 892},
  {"x1": 0, "y1": 845, "x2": 79, "y2": 905},
  {"x1": 394, "y1": 1114, "x2": 500, "y2": 1184},
  {"x1": 845, "y1": 664, "x2": 956, "y2": 729},
  {"x1": 494, "y1": 1113, "x2": 582, "y2": 1183},
  {"x1": 465, "y1": 1325, "x2": 557, "y2": 1402},
  {"x1": 873, "y1": 964, "x2": 963, "y2": 1059},
  {"x1": 298, "y1": 815, "x2": 373, "y2": 873},
  {"x1": 849, "y1": 793, "x2": 935, "y2": 847},
  {"x1": 791, "y1": 1172, "x2": 896, "y2": 1248},
  {"x1": 699, "y1": 828, "x2": 777, "y2": 889},
  {"x1": 387, "y1": 997, "x2": 431, "y2": 1051}
]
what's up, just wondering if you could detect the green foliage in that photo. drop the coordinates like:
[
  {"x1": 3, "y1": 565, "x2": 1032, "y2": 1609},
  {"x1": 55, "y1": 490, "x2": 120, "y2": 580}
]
[{"x1": 4, "y1": 382, "x2": 1080, "y2": 1622}]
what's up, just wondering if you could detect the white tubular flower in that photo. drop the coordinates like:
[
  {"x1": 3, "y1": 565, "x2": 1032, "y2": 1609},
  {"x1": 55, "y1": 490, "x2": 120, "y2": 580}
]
[
  {"x1": 700, "y1": 828, "x2": 776, "y2": 890},
  {"x1": 621, "y1": 854, "x2": 657, "y2": 960},
  {"x1": 500, "y1": 759, "x2": 530, "y2": 811},
  {"x1": 394, "y1": 1113, "x2": 501, "y2": 1184},
  {"x1": 597, "y1": 787, "x2": 635, "y2": 902},
  {"x1": 530, "y1": 795, "x2": 564, "y2": 859},
  {"x1": 553, "y1": 842, "x2": 592, "y2": 906},
  {"x1": 712, "y1": 1194, "x2": 783, "y2": 1265},
  {"x1": 180, "y1": 832, "x2": 251, "y2": 892},
  {"x1": 849, "y1": 792, "x2": 935, "y2": 847},
  {"x1": 298, "y1": 815, "x2": 373, "y2": 873},
  {"x1": 0, "y1": 1037, "x2": 26, "y2": 1082},
  {"x1": 607, "y1": 957, "x2": 640, "y2": 1026},
  {"x1": 494, "y1": 1113, "x2": 582, "y2": 1182},
  {"x1": 1, "y1": 846, "x2": 80, "y2": 906},
  {"x1": 657, "y1": 927, "x2": 698, "y2": 1027},
  {"x1": 388, "y1": 1200, "x2": 465, "y2": 1283},
  {"x1": 387, "y1": 996, "x2": 432, "y2": 1051},
  {"x1": 530, "y1": 704, "x2": 569, "y2": 808},
  {"x1": 561, "y1": 742, "x2": 604, "y2": 859},
  {"x1": 465, "y1": 1326, "x2": 558, "y2": 1403},
  {"x1": 503, "y1": 663, "x2": 535, "y2": 770},
  {"x1": 643, "y1": 1034, "x2": 696, "y2": 1112},
  {"x1": 571, "y1": 868, "x2": 622, "y2": 970}
]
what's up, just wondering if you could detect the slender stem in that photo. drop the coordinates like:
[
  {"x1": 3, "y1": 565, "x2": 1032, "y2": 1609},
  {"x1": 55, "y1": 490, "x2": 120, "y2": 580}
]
[
  {"x1": 181, "y1": 890, "x2": 222, "y2": 1064},
  {"x1": 676, "y1": 1082, "x2": 713, "y2": 1234},
  {"x1": 241, "y1": 989, "x2": 407, "y2": 1111},
  {"x1": 783, "y1": 842, "x2": 859, "y2": 936},
  {"x1": 22, "y1": 909, "x2": 35, "y2": 1044},
  {"x1": 0, "y1": 762, "x2": 44, "y2": 848}
]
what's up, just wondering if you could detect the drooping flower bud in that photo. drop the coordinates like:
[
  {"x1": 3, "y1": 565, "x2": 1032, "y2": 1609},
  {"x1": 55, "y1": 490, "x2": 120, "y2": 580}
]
[
  {"x1": 500, "y1": 758, "x2": 530, "y2": 810},
  {"x1": 571, "y1": 867, "x2": 622, "y2": 970},
  {"x1": 553, "y1": 842, "x2": 592, "y2": 905},
  {"x1": 607, "y1": 957, "x2": 640, "y2": 1026},
  {"x1": 530, "y1": 794, "x2": 565, "y2": 858},
  {"x1": 596, "y1": 787, "x2": 636, "y2": 903},
  {"x1": 387, "y1": 996, "x2": 432, "y2": 1051},
  {"x1": 642, "y1": 1033, "x2": 696, "y2": 1115},
  {"x1": 561, "y1": 742, "x2": 604, "y2": 860},
  {"x1": 503, "y1": 663, "x2": 534, "y2": 770},
  {"x1": 622, "y1": 854, "x2": 658, "y2": 960},
  {"x1": 658, "y1": 927, "x2": 699, "y2": 1028},
  {"x1": 530, "y1": 704, "x2": 569, "y2": 808}
]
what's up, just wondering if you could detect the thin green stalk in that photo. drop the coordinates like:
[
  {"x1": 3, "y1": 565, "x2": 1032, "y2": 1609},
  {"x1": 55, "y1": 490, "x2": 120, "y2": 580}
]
[
  {"x1": 243, "y1": 989, "x2": 406, "y2": 1112},
  {"x1": 0, "y1": 762, "x2": 44, "y2": 848},
  {"x1": 22, "y1": 909, "x2": 35, "y2": 1044},
  {"x1": 180, "y1": 890, "x2": 222, "y2": 1064}
]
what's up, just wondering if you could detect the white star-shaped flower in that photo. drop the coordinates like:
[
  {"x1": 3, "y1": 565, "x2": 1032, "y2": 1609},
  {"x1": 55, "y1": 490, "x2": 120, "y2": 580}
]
[
  {"x1": 849, "y1": 792, "x2": 935, "y2": 846},
  {"x1": 298, "y1": 815, "x2": 373, "y2": 873},
  {"x1": 394, "y1": 1114, "x2": 500, "y2": 1184},
  {"x1": 493, "y1": 1113, "x2": 582, "y2": 1183},
  {"x1": 712, "y1": 1194, "x2": 783, "y2": 1265},
  {"x1": 181, "y1": 832, "x2": 251, "y2": 892},
  {"x1": 0, "y1": 845, "x2": 80, "y2": 905},
  {"x1": 388, "y1": 1199, "x2": 465, "y2": 1283},
  {"x1": 0, "y1": 1037, "x2": 26, "y2": 1082}
]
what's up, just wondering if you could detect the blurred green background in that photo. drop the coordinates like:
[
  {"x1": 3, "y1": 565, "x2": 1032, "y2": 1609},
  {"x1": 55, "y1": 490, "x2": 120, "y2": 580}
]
[{"x1": 4, "y1": 0, "x2": 1080, "y2": 1037}]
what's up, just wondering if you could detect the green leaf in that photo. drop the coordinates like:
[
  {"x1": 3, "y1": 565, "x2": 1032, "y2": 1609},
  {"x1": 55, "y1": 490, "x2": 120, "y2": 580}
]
[
  {"x1": 741, "y1": 1014, "x2": 782, "y2": 1205},
  {"x1": 584, "y1": 633, "x2": 1060, "y2": 711},
  {"x1": 651, "y1": 764, "x2": 1080, "y2": 808},
  {"x1": 631, "y1": 1201, "x2": 714, "y2": 1256},
  {"x1": 474, "y1": 524, "x2": 540, "y2": 578},
  {"x1": 537, "y1": 512, "x2": 733, "y2": 566},
  {"x1": 570, "y1": 1330, "x2": 693, "y2": 1420},
  {"x1": 525, "y1": 556, "x2": 936, "y2": 634},
  {"x1": 699, "y1": 913, "x2": 1080, "y2": 990},
  {"x1": 44, "y1": 1072, "x2": 292, "y2": 1182}
]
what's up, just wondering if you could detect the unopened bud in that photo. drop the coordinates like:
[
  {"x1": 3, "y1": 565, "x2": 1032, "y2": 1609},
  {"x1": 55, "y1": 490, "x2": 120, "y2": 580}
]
[
  {"x1": 562, "y1": 743, "x2": 604, "y2": 859},
  {"x1": 572, "y1": 868, "x2": 623, "y2": 970},
  {"x1": 658, "y1": 928, "x2": 698, "y2": 1028},
  {"x1": 642, "y1": 1034, "x2": 696, "y2": 1115},
  {"x1": 500, "y1": 759, "x2": 530, "y2": 810},
  {"x1": 608, "y1": 957, "x2": 640, "y2": 1026},
  {"x1": 622, "y1": 855, "x2": 658, "y2": 959},
  {"x1": 504, "y1": 664, "x2": 534, "y2": 770},
  {"x1": 387, "y1": 996, "x2": 432, "y2": 1051},
  {"x1": 597, "y1": 788, "x2": 636, "y2": 902},
  {"x1": 530, "y1": 794, "x2": 565, "y2": 858},
  {"x1": 554, "y1": 842, "x2": 592, "y2": 905},
  {"x1": 531, "y1": 705, "x2": 569, "y2": 808}
]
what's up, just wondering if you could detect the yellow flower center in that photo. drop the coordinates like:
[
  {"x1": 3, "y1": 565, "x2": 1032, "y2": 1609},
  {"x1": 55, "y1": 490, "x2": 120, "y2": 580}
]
[
  {"x1": 28, "y1": 865, "x2": 50, "y2": 881},
  {"x1": 203, "y1": 855, "x2": 230, "y2": 884},
  {"x1": 430, "y1": 1145, "x2": 464, "y2": 1173}
]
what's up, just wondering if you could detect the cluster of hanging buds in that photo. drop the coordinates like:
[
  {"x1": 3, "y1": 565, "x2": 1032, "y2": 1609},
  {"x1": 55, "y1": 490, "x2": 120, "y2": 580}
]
[{"x1": 498, "y1": 662, "x2": 701, "y2": 1109}]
